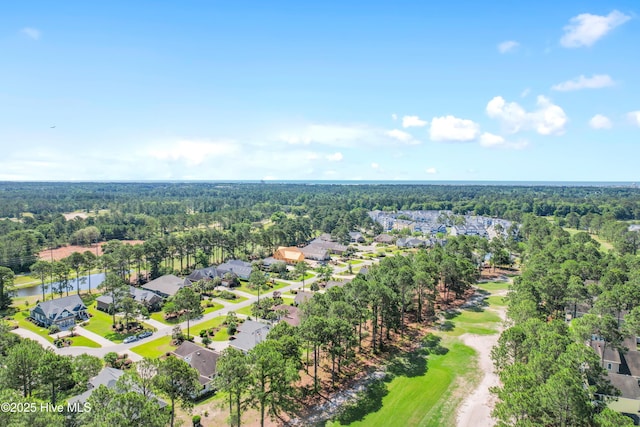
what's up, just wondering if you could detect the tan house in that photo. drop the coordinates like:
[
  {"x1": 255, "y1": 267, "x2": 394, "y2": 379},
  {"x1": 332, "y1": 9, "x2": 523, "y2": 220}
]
[{"x1": 273, "y1": 247, "x2": 305, "y2": 264}]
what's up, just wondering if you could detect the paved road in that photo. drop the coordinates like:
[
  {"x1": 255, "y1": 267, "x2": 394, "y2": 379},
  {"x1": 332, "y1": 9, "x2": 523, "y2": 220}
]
[{"x1": 11, "y1": 258, "x2": 376, "y2": 360}]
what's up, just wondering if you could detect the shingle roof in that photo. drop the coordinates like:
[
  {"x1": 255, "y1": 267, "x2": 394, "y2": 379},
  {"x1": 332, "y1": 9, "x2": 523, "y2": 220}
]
[
  {"x1": 230, "y1": 320, "x2": 271, "y2": 352},
  {"x1": 217, "y1": 260, "x2": 252, "y2": 280},
  {"x1": 142, "y1": 274, "x2": 185, "y2": 297},
  {"x1": 33, "y1": 295, "x2": 86, "y2": 321},
  {"x1": 172, "y1": 342, "x2": 221, "y2": 384},
  {"x1": 96, "y1": 286, "x2": 161, "y2": 306},
  {"x1": 272, "y1": 304, "x2": 301, "y2": 327}
]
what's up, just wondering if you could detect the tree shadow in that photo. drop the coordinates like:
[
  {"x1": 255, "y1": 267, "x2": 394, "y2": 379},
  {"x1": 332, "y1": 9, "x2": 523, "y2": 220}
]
[
  {"x1": 332, "y1": 379, "x2": 389, "y2": 424},
  {"x1": 386, "y1": 350, "x2": 428, "y2": 378}
]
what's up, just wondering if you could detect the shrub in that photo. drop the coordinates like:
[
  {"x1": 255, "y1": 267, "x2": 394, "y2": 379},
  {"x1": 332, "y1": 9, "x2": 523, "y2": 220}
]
[
  {"x1": 199, "y1": 329, "x2": 207, "y2": 337},
  {"x1": 48, "y1": 324, "x2": 61, "y2": 334},
  {"x1": 104, "y1": 352, "x2": 118, "y2": 367},
  {"x1": 192, "y1": 415, "x2": 202, "y2": 427},
  {"x1": 202, "y1": 336, "x2": 211, "y2": 346}
]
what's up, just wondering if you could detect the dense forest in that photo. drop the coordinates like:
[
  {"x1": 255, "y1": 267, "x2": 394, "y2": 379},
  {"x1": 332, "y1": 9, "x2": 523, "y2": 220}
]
[{"x1": 1, "y1": 182, "x2": 640, "y2": 273}]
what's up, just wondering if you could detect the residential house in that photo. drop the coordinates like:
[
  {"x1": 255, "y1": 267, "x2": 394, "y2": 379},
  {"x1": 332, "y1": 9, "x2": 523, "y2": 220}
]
[
  {"x1": 592, "y1": 340, "x2": 622, "y2": 373},
  {"x1": 96, "y1": 286, "x2": 162, "y2": 312},
  {"x1": 172, "y1": 341, "x2": 221, "y2": 395},
  {"x1": 307, "y1": 239, "x2": 348, "y2": 255},
  {"x1": 374, "y1": 234, "x2": 395, "y2": 244},
  {"x1": 396, "y1": 237, "x2": 426, "y2": 248},
  {"x1": 30, "y1": 295, "x2": 88, "y2": 330},
  {"x1": 217, "y1": 260, "x2": 253, "y2": 281},
  {"x1": 141, "y1": 274, "x2": 186, "y2": 298},
  {"x1": 67, "y1": 367, "x2": 166, "y2": 407},
  {"x1": 294, "y1": 291, "x2": 314, "y2": 306},
  {"x1": 325, "y1": 280, "x2": 350, "y2": 290},
  {"x1": 301, "y1": 245, "x2": 330, "y2": 261},
  {"x1": 349, "y1": 232, "x2": 365, "y2": 243},
  {"x1": 430, "y1": 224, "x2": 447, "y2": 234},
  {"x1": 273, "y1": 247, "x2": 305, "y2": 264},
  {"x1": 187, "y1": 266, "x2": 221, "y2": 283},
  {"x1": 229, "y1": 320, "x2": 272, "y2": 353},
  {"x1": 272, "y1": 304, "x2": 301, "y2": 327}
]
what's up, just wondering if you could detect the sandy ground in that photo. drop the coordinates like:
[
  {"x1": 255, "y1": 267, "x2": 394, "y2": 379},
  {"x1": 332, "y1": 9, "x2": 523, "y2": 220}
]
[
  {"x1": 456, "y1": 289, "x2": 508, "y2": 427},
  {"x1": 37, "y1": 240, "x2": 144, "y2": 261}
]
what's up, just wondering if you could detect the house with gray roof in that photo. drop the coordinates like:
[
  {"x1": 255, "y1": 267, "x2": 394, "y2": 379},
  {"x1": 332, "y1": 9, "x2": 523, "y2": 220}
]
[
  {"x1": 187, "y1": 266, "x2": 221, "y2": 283},
  {"x1": 96, "y1": 285, "x2": 162, "y2": 312},
  {"x1": 349, "y1": 232, "x2": 365, "y2": 243},
  {"x1": 294, "y1": 291, "x2": 314, "y2": 306},
  {"x1": 229, "y1": 320, "x2": 271, "y2": 353},
  {"x1": 141, "y1": 274, "x2": 186, "y2": 298},
  {"x1": 67, "y1": 367, "x2": 166, "y2": 408},
  {"x1": 301, "y1": 245, "x2": 330, "y2": 261},
  {"x1": 30, "y1": 295, "x2": 88, "y2": 330},
  {"x1": 396, "y1": 237, "x2": 427, "y2": 248},
  {"x1": 172, "y1": 341, "x2": 221, "y2": 395},
  {"x1": 217, "y1": 260, "x2": 253, "y2": 281}
]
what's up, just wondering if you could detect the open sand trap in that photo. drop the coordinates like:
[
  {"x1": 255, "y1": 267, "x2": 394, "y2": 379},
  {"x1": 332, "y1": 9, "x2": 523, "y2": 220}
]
[{"x1": 456, "y1": 291, "x2": 508, "y2": 427}]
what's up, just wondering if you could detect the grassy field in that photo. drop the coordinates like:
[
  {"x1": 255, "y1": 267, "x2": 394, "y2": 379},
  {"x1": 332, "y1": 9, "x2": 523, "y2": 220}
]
[
  {"x1": 235, "y1": 280, "x2": 289, "y2": 296},
  {"x1": 11, "y1": 310, "x2": 55, "y2": 342},
  {"x1": 193, "y1": 316, "x2": 225, "y2": 336},
  {"x1": 328, "y1": 280, "x2": 506, "y2": 427},
  {"x1": 213, "y1": 294, "x2": 248, "y2": 304},
  {"x1": 130, "y1": 335, "x2": 176, "y2": 358},
  {"x1": 69, "y1": 335, "x2": 101, "y2": 348},
  {"x1": 83, "y1": 306, "x2": 154, "y2": 343},
  {"x1": 347, "y1": 259, "x2": 364, "y2": 265},
  {"x1": 235, "y1": 305, "x2": 253, "y2": 316},
  {"x1": 149, "y1": 302, "x2": 223, "y2": 325},
  {"x1": 212, "y1": 328, "x2": 230, "y2": 341}
]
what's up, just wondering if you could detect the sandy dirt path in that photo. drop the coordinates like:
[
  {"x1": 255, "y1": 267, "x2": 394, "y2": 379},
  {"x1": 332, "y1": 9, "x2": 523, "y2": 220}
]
[{"x1": 456, "y1": 289, "x2": 508, "y2": 427}]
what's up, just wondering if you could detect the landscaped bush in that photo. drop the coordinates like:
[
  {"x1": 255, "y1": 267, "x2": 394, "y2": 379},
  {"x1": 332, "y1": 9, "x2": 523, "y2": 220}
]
[
  {"x1": 48, "y1": 325, "x2": 61, "y2": 334},
  {"x1": 202, "y1": 336, "x2": 211, "y2": 346},
  {"x1": 192, "y1": 415, "x2": 202, "y2": 427}
]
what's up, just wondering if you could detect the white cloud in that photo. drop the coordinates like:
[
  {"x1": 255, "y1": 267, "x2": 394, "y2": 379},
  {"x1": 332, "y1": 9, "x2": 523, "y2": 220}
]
[
  {"x1": 147, "y1": 139, "x2": 239, "y2": 166},
  {"x1": 521, "y1": 88, "x2": 531, "y2": 98},
  {"x1": 628, "y1": 111, "x2": 640, "y2": 127},
  {"x1": 498, "y1": 40, "x2": 519, "y2": 53},
  {"x1": 20, "y1": 27, "x2": 41, "y2": 40},
  {"x1": 278, "y1": 123, "x2": 419, "y2": 147},
  {"x1": 371, "y1": 162, "x2": 379, "y2": 169},
  {"x1": 391, "y1": 113, "x2": 398, "y2": 121},
  {"x1": 560, "y1": 10, "x2": 631, "y2": 48},
  {"x1": 426, "y1": 167, "x2": 437, "y2": 174},
  {"x1": 552, "y1": 74, "x2": 615, "y2": 91},
  {"x1": 486, "y1": 95, "x2": 567, "y2": 135},
  {"x1": 479, "y1": 132, "x2": 528, "y2": 149},
  {"x1": 589, "y1": 114, "x2": 612, "y2": 129},
  {"x1": 402, "y1": 115, "x2": 427, "y2": 128},
  {"x1": 386, "y1": 129, "x2": 415, "y2": 143},
  {"x1": 429, "y1": 115, "x2": 480, "y2": 142},
  {"x1": 326, "y1": 152, "x2": 343, "y2": 162}
]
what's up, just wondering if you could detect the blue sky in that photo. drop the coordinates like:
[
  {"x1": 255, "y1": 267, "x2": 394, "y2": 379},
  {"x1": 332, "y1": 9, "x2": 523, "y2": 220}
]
[{"x1": 0, "y1": 1, "x2": 638, "y2": 181}]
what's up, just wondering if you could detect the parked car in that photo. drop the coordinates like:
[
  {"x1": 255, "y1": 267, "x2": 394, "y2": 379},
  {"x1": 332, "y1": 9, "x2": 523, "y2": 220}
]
[
  {"x1": 123, "y1": 335, "x2": 139, "y2": 344},
  {"x1": 137, "y1": 331, "x2": 153, "y2": 339}
]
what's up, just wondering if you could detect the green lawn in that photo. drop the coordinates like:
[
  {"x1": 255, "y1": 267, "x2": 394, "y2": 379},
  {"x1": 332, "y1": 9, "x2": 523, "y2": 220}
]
[
  {"x1": 477, "y1": 281, "x2": 510, "y2": 294},
  {"x1": 203, "y1": 302, "x2": 223, "y2": 315},
  {"x1": 347, "y1": 260, "x2": 364, "y2": 265},
  {"x1": 130, "y1": 335, "x2": 177, "y2": 358},
  {"x1": 443, "y1": 309, "x2": 501, "y2": 337},
  {"x1": 69, "y1": 335, "x2": 101, "y2": 348},
  {"x1": 83, "y1": 307, "x2": 154, "y2": 343},
  {"x1": 235, "y1": 280, "x2": 289, "y2": 296},
  {"x1": 12, "y1": 310, "x2": 55, "y2": 342},
  {"x1": 149, "y1": 302, "x2": 223, "y2": 325},
  {"x1": 486, "y1": 295, "x2": 508, "y2": 308},
  {"x1": 328, "y1": 283, "x2": 504, "y2": 427},
  {"x1": 193, "y1": 316, "x2": 225, "y2": 336},
  {"x1": 235, "y1": 305, "x2": 253, "y2": 316},
  {"x1": 330, "y1": 339, "x2": 476, "y2": 427},
  {"x1": 212, "y1": 328, "x2": 230, "y2": 341},
  {"x1": 213, "y1": 294, "x2": 248, "y2": 304}
]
